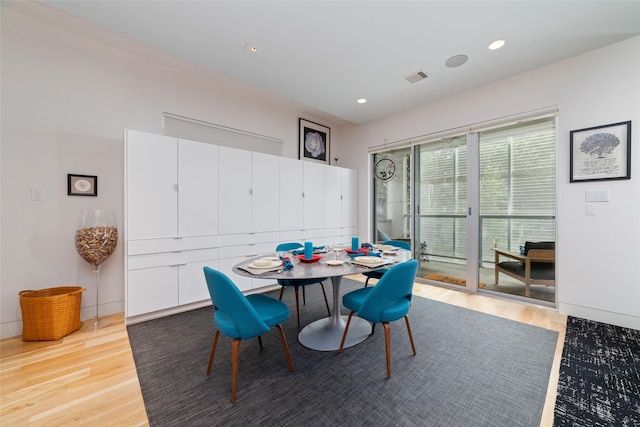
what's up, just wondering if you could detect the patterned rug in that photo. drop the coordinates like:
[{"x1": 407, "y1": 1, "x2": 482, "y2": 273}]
[
  {"x1": 554, "y1": 316, "x2": 640, "y2": 426},
  {"x1": 424, "y1": 273, "x2": 486, "y2": 288}
]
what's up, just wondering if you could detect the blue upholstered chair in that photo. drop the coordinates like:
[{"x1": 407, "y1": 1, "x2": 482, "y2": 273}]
[
  {"x1": 339, "y1": 259, "x2": 419, "y2": 377},
  {"x1": 276, "y1": 242, "x2": 330, "y2": 328},
  {"x1": 362, "y1": 240, "x2": 412, "y2": 287},
  {"x1": 203, "y1": 266, "x2": 295, "y2": 403}
]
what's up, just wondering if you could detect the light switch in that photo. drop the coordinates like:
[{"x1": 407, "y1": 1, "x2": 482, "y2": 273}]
[
  {"x1": 31, "y1": 187, "x2": 45, "y2": 201},
  {"x1": 585, "y1": 190, "x2": 609, "y2": 202},
  {"x1": 586, "y1": 204, "x2": 596, "y2": 216}
]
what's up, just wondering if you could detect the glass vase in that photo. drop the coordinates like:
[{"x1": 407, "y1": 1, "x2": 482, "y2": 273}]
[{"x1": 75, "y1": 209, "x2": 118, "y2": 328}]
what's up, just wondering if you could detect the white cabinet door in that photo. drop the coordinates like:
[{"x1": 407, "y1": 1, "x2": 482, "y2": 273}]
[
  {"x1": 279, "y1": 157, "x2": 304, "y2": 231},
  {"x1": 341, "y1": 167, "x2": 358, "y2": 228},
  {"x1": 127, "y1": 266, "x2": 179, "y2": 317},
  {"x1": 324, "y1": 166, "x2": 342, "y2": 228},
  {"x1": 179, "y1": 259, "x2": 216, "y2": 305},
  {"x1": 303, "y1": 161, "x2": 325, "y2": 230},
  {"x1": 217, "y1": 256, "x2": 254, "y2": 292},
  {"x1": 178, "y1": 139, "x2": 219, "y2": 237},
  {"x1": 126, "y1": 130, "x2": 178, "y2": 240},
  {"x1": 251, "y1": 152, "x2": 280, "y2": 233},
  {"x1": 218, "y1": 146, "x2": 251, "y2": 234}
]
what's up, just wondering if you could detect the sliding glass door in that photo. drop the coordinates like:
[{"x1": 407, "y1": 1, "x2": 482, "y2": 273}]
[
  {"x1": 415, "y1": 136, "x2": 468, "y2": 287},
  {"x1": 372, "y1": 148, "x2": 411, "y2": 244},
  {"x1": 372, "y1": 115, "x2": 556, "y2": 305},
  {"x1": 478, "y1": 118, "x2": 556, "y2": 302}
]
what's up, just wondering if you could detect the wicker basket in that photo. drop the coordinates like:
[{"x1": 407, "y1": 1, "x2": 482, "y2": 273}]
[{"x1": 19, "y1": 286, "x2": 85, "y2": 341}]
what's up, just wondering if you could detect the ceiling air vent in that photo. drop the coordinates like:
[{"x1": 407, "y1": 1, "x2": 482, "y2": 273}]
[{"x1": 405, "y1": 70, "x2": 428, "y2": 84}]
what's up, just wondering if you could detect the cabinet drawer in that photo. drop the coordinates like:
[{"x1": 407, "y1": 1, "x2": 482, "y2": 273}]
[
  {"x1": 218, "y1": 232, "x2": 279, "y2": 247},
  {"x1": 128, "y1": 236, "x2": 219, "y2": 255},
  {"x1": 128, "y1": 248, "x2": 219, "y2": 270},
  {"x1": 127, "y1": 266, "x2": 178, "y2": 317},
  {"x1": 218, "y1": 242, "x2": 275, "y2": 259}
]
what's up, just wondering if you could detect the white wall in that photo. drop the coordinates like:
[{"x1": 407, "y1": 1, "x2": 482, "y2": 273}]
[
  {"x1": 340, "y1": 36, "x2": 640, "y2": 330},
  {"x1": 0, "y1": 5, "x2": 344, "y2": 338}
]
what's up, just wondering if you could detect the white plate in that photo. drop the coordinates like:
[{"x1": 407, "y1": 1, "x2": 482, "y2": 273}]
[
  {"x1": 356, "y1": 256, "x2": 381, "y2": 264},
  {"x1": 249, "y1": 260, "x2": 281, "y2": 269},
  {"x1": 261, "y1": 256, "x2": 280, "y2": 262},
  {"x1": 378, "y1": 245, "x2": 398, "y2": 251},
  {"x1": 382, "y1": 250, "x2": 397, "y2": 255},
  {"x1": 326, "y1": 260, "x2": 344, "y2": 266}
]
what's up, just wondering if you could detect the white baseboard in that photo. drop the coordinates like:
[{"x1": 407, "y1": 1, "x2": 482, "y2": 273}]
[{"x1": 558, "y1": 302, "x2": 640, "y2": 330}]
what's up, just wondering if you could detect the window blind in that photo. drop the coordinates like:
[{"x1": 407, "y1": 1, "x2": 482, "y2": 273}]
[{"x1": 162, "y1": 112, "x2": 283, "y2": 156}]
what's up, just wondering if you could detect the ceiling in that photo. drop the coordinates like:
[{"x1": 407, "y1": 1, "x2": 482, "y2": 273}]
[{"x1": 35, "y1": 1, "x2": 640, "y2": 124}]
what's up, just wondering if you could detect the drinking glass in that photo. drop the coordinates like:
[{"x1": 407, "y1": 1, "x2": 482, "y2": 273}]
[{"x1": 75, "y1": 209, "x2": 118, "y2": 328}]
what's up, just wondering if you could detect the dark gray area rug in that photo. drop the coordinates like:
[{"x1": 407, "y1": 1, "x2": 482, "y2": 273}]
[
  {"x1": 553, "y1": 316, "x2": 640, "y2": 427},
  {"x1": 128, "y1": 279, "x2": 558, "y2": 427}
]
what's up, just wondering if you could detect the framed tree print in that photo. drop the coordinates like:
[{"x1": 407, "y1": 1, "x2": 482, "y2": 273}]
[{"x1": 570, "y1": 120, "x2": 631, "y2": 182}]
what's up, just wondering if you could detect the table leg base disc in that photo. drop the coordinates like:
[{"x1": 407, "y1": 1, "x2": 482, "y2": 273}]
[
  {"x1": 298, "y1": 315, "x2": 371, "y2": 351},
  {"x1": 81, "y1": 319, "x2": 111, "y2": 331}
]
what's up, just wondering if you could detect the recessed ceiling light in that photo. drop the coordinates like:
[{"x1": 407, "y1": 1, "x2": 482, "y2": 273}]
[
  {"x1": 445, "y1": 55, "x2": 468, "y2": 68},
  {"x1": 357, "y1": 98, "x2": 367, "y2": 104},
  {"x1": 245, "y1": 43, "x2": 261, "y2": 53},
  {"x1": 489, "y1": 40, "x2": 505, "y2": 50}
]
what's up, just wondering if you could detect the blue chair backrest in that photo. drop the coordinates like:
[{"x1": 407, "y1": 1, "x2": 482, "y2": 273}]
[
  {"x1": 384, "y1": 240, "x2": 411, "y2": 251},
  {"x1": 276, "y1": 242, "x2": 303, "y2": 252},
  {"x1": 203, "y1": 266, "x2": 269, "y2": 339},
  {"x1": 358, "y1": 259, "x2": 418, "y2": 322}
]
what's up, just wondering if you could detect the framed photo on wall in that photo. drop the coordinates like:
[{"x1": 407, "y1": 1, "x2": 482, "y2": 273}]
[
  {"x1": 570, "y1": 120, "x2": 631, "y2": 182},
  {"x1": 68, "y1": 174, "x2": 98, "y2": 196},
  {"x1": 299, "y1": 118, "x2": 330, "y2": 165}
]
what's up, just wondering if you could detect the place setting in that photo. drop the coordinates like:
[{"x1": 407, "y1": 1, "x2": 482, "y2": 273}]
[{"x1": 237, "y1": 256, "x2": 283, "y2": 276}]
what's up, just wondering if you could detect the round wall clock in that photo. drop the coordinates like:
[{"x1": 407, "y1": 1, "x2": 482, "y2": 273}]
[{"x1": 374, "y1": 158, "x2": 396, "y2": 181}]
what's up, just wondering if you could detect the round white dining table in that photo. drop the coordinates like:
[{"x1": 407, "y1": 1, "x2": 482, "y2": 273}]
[{"x1": 233, "y1": 247, "x2": 412, "y2": 351}]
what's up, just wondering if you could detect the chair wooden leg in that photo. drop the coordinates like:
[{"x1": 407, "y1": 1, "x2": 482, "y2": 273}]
[
  {"x1": 302, "y1": 286, "x2": 306, "y2": 305},
  {"x1": 319, "y1": 282, "x2": 330, "y2": 316},
  {"x1": 364, "y1": 277, "x2": 370, "y2": 287},
  {"x1": 207, "y1": 330, "x2": 220, "y2": 375},
  {"x1": 257, "y1": 335, "x2": 263, "y2": 350},
  {"x1": 294, "y1": 286, "x2": 301, "y2": 329},
  {"x1": 231, "y1": 338, "x2": 241, "y2": 403},
  {"x1": 338, "y1": 311, "x2": 355, "y2": 353},
  {"x1": 279, "y1": 285, "x2": 285, "y2": 301},
  {"x1": 404, "y1": 316, "x2": 416, "y2": 355},
  {"x1": 275, "y1": 324, "x2": 295, "y2": 372},
  {"x1": 383, "y1": 322, "x2": 391, "y2": 378}
]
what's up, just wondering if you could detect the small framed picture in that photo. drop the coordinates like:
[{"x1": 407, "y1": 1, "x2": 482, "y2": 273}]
[
  {"x1": 570, "y1": 121, "x2": 631, "y2": 182},
  {"x1": 68, "y1": 174, "x2": 98, "y2": 196},
  {"x1": 299, "y1": 118, "x2": 330, "y2": 165}
]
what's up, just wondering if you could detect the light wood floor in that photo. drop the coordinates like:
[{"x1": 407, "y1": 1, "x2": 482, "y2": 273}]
[{"x1": 1, "y1": 277, "x2": 566, "y2": 426}]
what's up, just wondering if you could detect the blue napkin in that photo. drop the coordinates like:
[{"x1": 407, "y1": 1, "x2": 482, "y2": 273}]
[{"x1": 282, "y1": 258, "x2": 294, "y2": 271}]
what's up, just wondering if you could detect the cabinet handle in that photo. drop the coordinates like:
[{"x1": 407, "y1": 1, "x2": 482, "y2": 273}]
[{"x1": 170, "y1": 263, "x2": 187, "y2": 267}]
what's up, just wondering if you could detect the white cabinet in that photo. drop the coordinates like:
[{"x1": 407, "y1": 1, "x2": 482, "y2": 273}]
[
  {"x1": 125, "y1": 129, "x2": 357, "y2": 322},
  {"x1": 251, "y1": 152, "x2": 280, "y2": 233},
  {"x1": 324, "y1": 166, "x2": 342, "y2": 228},
  {"x1": 126, "y1": 244, "x2": 218, "y2": 317},
  {"x1": 279, "y1": 157, "x2": 304, "y2": 231},
  {"x1": 126, "y1": 130, "x2": 177, "y2": 240},
  {"x1": 217, "y1": 232, "x2": 279, "y2": 291},
  {"x1": 341, "y1": 167, "x2": 358, "y2": 228},
  {"x1": 303, "y1": 161, "x2": 325, "y2": 230},
  {"x1": 125, "y1": 130, "x2": 218, "y2": 239},
  {"x1": 219, "y1": 147, "x2": 280, "y2": 234},
  {"x1": 178, "y1": 139, "x2": 219, "y2": 237}
]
